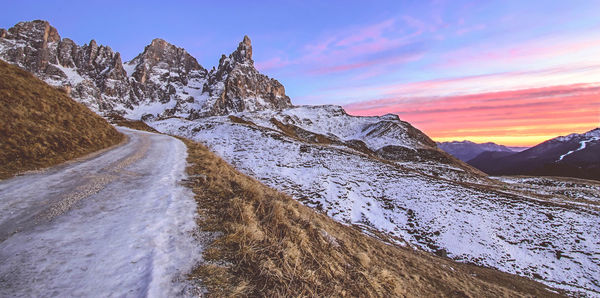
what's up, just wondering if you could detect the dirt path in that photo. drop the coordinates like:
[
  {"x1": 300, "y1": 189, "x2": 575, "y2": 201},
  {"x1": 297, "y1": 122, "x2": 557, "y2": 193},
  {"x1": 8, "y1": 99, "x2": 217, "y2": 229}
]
[{"x1": 0, "y1": 127, "x2": 202, "y2": 297}]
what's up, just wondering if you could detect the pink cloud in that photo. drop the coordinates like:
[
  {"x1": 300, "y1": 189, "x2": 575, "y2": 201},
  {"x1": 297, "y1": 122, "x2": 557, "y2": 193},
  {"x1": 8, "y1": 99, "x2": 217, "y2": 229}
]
[
  {"x1": 262, "y1": 16, "x2": 431, "y2": 75},
  {"x1": 344, "y1": 83, "x2": 600, "y2": 146},
  {"x1": 438, "y1": 32, "x2": 600, "y2": 69},
  {"x1": 255, "y1": 56, "x2": 290, "y2": 71},
  {"x1": 308, "y1": 51, "x2": 424, "y2": 75},
  {"x1": 321, "y1": 63, "x2": 600, "y2": 101},
  {"x1": 334, "y1": 18, "x2": 396, "y2": 47}
]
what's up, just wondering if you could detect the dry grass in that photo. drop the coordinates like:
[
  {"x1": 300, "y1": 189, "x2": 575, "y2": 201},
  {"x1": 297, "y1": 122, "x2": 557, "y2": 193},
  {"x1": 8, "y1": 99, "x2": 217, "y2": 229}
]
[
  {"x1": 181, "y1": 138, "x2": 563, "y2": 297},
  {"x1": 106, "y1": 114, "x2": 160, "y2": 133},
  {"x1": 0, "y1": 60, "x2": 123, "y2": 179}
]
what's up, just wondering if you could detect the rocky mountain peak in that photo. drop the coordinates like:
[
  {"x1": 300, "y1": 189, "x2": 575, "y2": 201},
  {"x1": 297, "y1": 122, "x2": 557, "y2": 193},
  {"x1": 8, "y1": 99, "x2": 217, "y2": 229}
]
[
  {"x1": 200, "y1": 35, "x2": 292, "y2": 116},
  {"x1": 143, "y1": 38, "x2": 184, "y2": 60},
  {"x1": 150, "y1": 38, "x2": 167, "y2": 47},
  {"x1": 130, "y1": 38, "x2": 204, "y2": 74},
  {"x1": 232, "y1": 35, "x2": 253, "y2": 63},
  {"x1": 243, "y1": 35, "x2": 251, "y2": 45},
  {"x1": 0, "y1": 20, "x2": 63, "y2": 74},
  {"x1": 7, "y1": 20, "x2": 60, "y2": 44},
  {"x1": 215, "y1": 35, "x2": 254, "y2": 70}
]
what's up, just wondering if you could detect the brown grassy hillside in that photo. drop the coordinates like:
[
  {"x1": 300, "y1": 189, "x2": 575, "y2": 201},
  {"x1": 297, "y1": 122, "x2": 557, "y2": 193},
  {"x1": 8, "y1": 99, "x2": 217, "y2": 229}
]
[
  {"x1": 0, "y1": 60, "x2": 123, "y2": 179},
  {"x1": 180, "y1": 138, "x2": 562, "y2": 297}
]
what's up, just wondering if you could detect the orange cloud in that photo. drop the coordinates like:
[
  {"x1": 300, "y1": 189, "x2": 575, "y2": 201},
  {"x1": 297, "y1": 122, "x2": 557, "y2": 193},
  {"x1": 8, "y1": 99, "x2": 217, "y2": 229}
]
[{"x1": 345, "y1": 83, "x2": 600, "y2": 146}]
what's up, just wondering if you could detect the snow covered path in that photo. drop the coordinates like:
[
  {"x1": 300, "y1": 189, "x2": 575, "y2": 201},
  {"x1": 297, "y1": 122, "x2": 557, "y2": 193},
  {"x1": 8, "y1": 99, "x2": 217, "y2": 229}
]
[{"x1": 0, "y1": 127, "x2": 202, "y2": 297}]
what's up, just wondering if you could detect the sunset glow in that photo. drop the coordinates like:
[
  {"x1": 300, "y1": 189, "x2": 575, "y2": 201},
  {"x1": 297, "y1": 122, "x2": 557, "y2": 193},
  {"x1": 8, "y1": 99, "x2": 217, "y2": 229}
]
[{"x1": 345, "y1": 83, "x2": 600, "y2": 146}]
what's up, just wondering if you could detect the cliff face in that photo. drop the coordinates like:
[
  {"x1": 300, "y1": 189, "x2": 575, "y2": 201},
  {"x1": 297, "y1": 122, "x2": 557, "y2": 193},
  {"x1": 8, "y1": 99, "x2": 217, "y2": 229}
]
[
  {"x1": 0, "y1": 20, "x2": 291, "y2": 118},
  {"x1": 0, "y1": 20, "x2": 132, "y2": 112},
  {"x1": 202, "y1": 35, "x2": 291, "y2": 117}
]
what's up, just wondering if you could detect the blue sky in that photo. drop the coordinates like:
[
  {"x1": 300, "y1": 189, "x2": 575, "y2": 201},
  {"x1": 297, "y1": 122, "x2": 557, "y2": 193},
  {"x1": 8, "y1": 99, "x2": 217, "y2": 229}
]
[{"x1": 2, "y1": 0, "x2": 599, "y2": 145}]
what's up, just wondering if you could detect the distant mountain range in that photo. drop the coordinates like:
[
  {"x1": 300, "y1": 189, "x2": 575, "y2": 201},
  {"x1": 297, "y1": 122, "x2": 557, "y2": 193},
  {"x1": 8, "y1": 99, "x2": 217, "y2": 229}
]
[
  {"x1": 467, "y1": 128, "x2": 600, "y2": 180},
  {"x1": 436, "y1": 140, "x2": 518, "y2": 162}
]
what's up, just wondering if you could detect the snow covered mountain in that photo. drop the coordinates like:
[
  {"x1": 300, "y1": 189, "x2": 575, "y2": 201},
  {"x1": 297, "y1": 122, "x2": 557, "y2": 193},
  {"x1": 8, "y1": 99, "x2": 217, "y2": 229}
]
[
  {"x1": 2, "y1": 19, "x2": 600, "y2": 295},
  {"x1": 470, "y1": 128, "x2": 600, "y2": 180},
  {"x1": 437, "y1": 140, "x2": 516, "y2": 162},
  {"x1": 0, "y1": 20, "x2": 291, "y2": 118}
]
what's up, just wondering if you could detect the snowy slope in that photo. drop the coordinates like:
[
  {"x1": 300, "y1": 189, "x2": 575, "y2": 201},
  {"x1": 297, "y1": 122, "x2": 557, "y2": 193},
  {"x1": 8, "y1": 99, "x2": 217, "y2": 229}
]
[
  {"x1": 556, "y1": 130, "x2": 600, "y2": 161},
  {"x1": 234, "y1": 105, "x2": 434, "y2": 150},
  {"x1": 150, "y1": 116, "x2": 600, "y2": 296}
]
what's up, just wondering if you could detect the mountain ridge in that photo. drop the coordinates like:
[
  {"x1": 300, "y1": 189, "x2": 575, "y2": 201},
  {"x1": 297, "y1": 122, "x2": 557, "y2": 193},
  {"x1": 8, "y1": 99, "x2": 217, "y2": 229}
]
[
  {"x1": 467, "y1": 128, "x2": 600, "y2": 180},
  {"x1": 437, "y1": 140, "x2": 516, "y2": 162},
  {"x1": 0, "y1": 20, "x2": 291, "y2": 119},
  {"x1": 0, "y1": 20, "x2": 475, "y2": 176}
]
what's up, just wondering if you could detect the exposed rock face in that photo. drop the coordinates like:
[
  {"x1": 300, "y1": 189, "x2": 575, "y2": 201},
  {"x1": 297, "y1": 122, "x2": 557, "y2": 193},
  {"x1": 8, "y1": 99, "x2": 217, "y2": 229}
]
[
  {"x1": 124, "y1": 38, "x2": 208, "y2": 118},
  {"x1": 1, "y1": 20, "x2": 61, "y2": 74},
  {"x1": 202, "y1": 35, "x2": 291, "y2": 117},
  {"x1": 0, "y1": 20, "x2": 132, "y2": 112},
  {"x1": 0, "y1": 20, "x2": 291, "y2": 118}
]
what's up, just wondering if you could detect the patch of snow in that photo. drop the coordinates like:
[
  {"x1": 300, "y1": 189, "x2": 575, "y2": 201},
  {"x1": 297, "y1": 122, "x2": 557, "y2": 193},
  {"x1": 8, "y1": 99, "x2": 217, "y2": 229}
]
[
  {"x1": 557, "y1": 136, "x2": 600, "y2": 161},
  {"x1": 126, "y1": 99, "x2": 179, "y2": 119},
  {"x1": 554, "y1": 128, "x2": 600, "y2": 143},
  {"x1": 123, "y1": 62, "x2": 137, "y2": 77},
  {"x1": 492, "y1": 176, "x2": 600, "y2": 203}
]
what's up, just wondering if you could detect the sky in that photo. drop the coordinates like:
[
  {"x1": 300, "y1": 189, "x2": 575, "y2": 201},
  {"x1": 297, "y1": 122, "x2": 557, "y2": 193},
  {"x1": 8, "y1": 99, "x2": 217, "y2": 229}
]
[{"x1": 2, "y1": 0, "x2": 599, "y2": 146}]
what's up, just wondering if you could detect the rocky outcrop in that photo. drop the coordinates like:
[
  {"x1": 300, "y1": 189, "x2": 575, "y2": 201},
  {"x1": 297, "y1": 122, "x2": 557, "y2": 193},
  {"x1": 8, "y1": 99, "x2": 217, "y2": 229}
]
[
  {"x1": 202, "y1": 35, "x2": 292, "y2": 117},
  {"x1": 0, "y1": 20, "x2": 60, "y2": 74},
  {"x1": 0, "y1": 20, "x2": 133, "y2": 111},
  {"x1": 0, "y1": 20, "x2": 291, "y2": 118},
  {"x1": 124, "y1": 38, "x2": 208, "y2": 117}
]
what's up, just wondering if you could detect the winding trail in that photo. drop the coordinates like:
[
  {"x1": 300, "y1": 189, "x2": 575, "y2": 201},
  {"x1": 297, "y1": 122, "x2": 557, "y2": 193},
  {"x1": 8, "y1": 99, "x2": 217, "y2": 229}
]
[{"x1": 0, "y1": 127, "x2": 202, "y2": 297}]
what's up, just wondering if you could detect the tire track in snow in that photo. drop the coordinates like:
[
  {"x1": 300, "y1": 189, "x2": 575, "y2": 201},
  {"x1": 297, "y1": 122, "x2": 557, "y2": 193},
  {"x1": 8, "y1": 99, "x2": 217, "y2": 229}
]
[{"x1": 35, "y1": 133, "x2": 151, "y2": 223}]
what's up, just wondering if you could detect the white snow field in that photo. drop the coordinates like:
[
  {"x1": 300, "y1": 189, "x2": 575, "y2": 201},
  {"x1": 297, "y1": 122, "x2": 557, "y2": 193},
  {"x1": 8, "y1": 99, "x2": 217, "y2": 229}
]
[
  {"x1": 0, "y1": 128, "x2": 203, "y2": 297},
  {"x1": 151, "y1": 116, "x2": 600, "y2": 296}
]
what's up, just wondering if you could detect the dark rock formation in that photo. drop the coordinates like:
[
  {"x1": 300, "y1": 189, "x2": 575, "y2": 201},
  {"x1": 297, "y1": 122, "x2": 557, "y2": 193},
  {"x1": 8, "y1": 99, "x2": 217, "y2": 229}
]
[
  {"x1": 0, "y1": 20, "x2": 133, "y2": 111},
  {"x1": 203, "y1": 35, "x2": 292, "y2": 117}
]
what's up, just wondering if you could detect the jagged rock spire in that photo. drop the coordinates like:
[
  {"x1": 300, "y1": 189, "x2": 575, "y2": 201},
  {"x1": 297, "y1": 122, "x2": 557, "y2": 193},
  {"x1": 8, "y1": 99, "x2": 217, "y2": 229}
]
[
  {"x1": 231, "y1": 35, "x2": 253, "y2": 63},
  {"x1": 204, "y1": 35, "x2": 292, "y2": 116}
]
